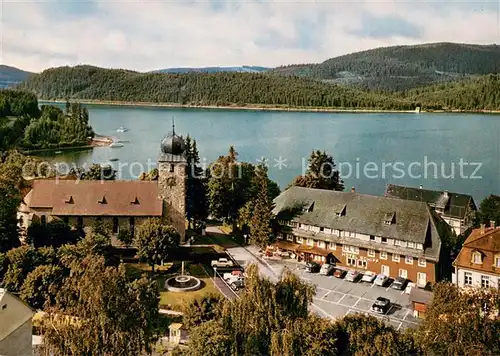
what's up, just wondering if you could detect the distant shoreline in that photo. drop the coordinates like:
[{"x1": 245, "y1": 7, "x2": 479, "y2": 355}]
[{"x1": 39, "y1": 99, "x2": 500, "y2": 114}]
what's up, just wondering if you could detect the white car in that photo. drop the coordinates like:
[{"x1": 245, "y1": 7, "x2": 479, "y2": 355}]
[
  {"x1": 211, "y1": 258, "x2": 234, "y2": 268},
  {"x1": 361, "y1": 271, "x2": 377, "y2": 283},
  {"x1": 374, "y1": 273, "x2": 389, "y2": 286},
  {"x1": 319, "y1": 264, "x2": 335, "y2": 276}
]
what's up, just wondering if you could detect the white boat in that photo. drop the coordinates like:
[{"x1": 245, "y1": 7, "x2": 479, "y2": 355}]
[
  {"x1": 109, "y1": 157, "x2": 119, "y2": 162},
  {"x1": 116, "y1": 127, "x2": 128, "y2": 132},
  {"x1": 109, "y1": 142, "x2": 124, "y2": 148}
]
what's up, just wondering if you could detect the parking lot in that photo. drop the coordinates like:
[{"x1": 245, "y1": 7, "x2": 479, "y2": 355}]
[{"x1": 266, "y1": 260, "x2": 421, "y2": 331}]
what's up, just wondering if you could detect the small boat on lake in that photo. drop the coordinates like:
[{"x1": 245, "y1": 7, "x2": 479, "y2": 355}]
[
  {"x1": 109, "y1": 157, "x2": 119, "y2": 162},
  {"x1": 109, "y1": 142, "x2": 124, "y2": 148},
  {"x1": 116, "y1": 127, "x2": 128, "y2": 132},
  {"x1": 54, "y1": 151, "x2": 62, "y2": 154}
]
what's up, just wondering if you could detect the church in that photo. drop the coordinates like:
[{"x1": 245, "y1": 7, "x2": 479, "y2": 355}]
[{"x1": 18, "y1": 126, "x2": 188, "y2": 243}]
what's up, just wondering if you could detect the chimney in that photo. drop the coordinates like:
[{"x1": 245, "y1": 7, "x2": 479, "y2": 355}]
[
  {"x1": 351, "y1": 187, "x2": 355, "y2": 193},
  {"x1": 419, "y1": 185, "x2": 423, "y2": 189},
  {"x1": 443, "y1": 190, "x2": 449, "y2": 198},
  {"x1": 480, "y1": 223, "x2": 486, "y2": 234},
  {"x1": 490, "y1": 220, "x2": 496, "y2": 228}
]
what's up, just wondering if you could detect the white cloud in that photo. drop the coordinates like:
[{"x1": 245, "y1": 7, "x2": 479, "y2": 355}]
[{"x1": 1, "y1": 0, "x2": 499, "y2": 72}]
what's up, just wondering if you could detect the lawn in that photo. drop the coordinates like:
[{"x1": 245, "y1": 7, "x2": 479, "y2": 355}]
[{"x1": 125, "y1": 260, "x2": 220, "y2": 310}]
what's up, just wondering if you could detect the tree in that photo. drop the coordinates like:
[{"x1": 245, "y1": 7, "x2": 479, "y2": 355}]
[
  {"x1": 291, "y1": 150, "x2": 344, "y2": 191},
  {"x1": 477, "y1": 195, "x2": 500, "y2": 226},
  {"x1": 41, "y1": 255, "x2": 160, "y2": 356},
  {"x1": 69, "y1": 164, "x2": 116, "y2": 180},
  {"x1": 20, "y1": 264, "x2": 64, "y2": 309},
  {"x1": 416, "y1": 282, "x2": 500, "y2": 355},
  {"x1": 117, "y1": 228, "x2": 133, "y2": 247},
  {"x1": 181, "y1": 293, "x2": 224, "y2": 331},
  {"x1": 26, "y1": 220, "x2": 79, "y2": 248},
  {"x1": 185, "y1": 136, "x2": 208, "y2": 230},
  {"x1": 185, "y1": 320, "x2": 232, "y2": 356},
  {"x1": 0, "y1": 166, "x2": 21, "y2": 252},
  {"x1": 1, "y1": 246, "x2": 56, "y2": 292},
  {"x1": 249, "y1": 164, "x2": 274, "y2": 249},
  {"x1": 134, "y1": 218, "x2": 180, "y2": 273}
]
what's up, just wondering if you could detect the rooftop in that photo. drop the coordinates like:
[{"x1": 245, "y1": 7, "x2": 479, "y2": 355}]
[
  {"x1": 273, "y1": 186, "x2": 446, "y2": 261},
  {"x1": 453, "y1": 226, "x2": 500, "y2": 275},
  {"x1": 24, "y1": 180, "x2": 163, "y2": 216},
  {"x1": 385, "y1": 184, "x2": 476, "y2": 219}
]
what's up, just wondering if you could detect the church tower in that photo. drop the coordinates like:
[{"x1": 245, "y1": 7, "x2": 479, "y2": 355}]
[{"x1": 158, "y1": 122, "x2": 187, "y2": 243}]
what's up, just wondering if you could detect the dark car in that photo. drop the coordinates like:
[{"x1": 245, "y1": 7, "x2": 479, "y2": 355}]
[
  {"x1": 230, "y1": 279, "x2": 245, "y2": 291},
  {"x1": 391, "y1": 277, "x2": 408, "y2": 291},
  {"x1": 371, "y1": 297, "x2": 391, "y2": 314},
  {"x1": 333, "y1": 268, "x2": 347, "y2": 279},
  {"x1": 305, "y1": 262, "x2": 320, "y2": 273}
]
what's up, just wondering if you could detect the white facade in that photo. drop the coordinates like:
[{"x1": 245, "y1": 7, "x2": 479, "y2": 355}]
[{"x1": 453, "y1": 267, "x2": 500, "y2": 289}]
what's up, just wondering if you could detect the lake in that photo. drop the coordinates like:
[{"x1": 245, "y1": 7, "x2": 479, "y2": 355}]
[{"x1": 42, "y1": 103, "x2": 500, "y2": 204}]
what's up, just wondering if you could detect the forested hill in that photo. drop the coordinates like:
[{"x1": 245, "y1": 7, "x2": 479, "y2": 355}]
[
  {"x1": 400, "y1": 74, "x2": 500, "y2": 111},
  {"x1": 17, "y1": 65, "x2": 416, "y2": 110},
  {"x1": 273, "y1": 43, "x2": 500, "y2": 92},
  {"x1": 0, "y1": 65, "x2": 34, "y2": 88}
]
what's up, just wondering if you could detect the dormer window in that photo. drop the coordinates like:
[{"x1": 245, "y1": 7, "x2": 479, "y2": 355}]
[
  {"x1": 335, "y1": 204, "x2": 346, "y2": 217},
  {"x1": 383, "y1": 212, "x2": 395, "y2": 225},
  {"x1": 131, "y1": 197, "x2": 140, "y2": 205},
  {"x1": 495, "y1": 255, "x2": 500, "y2": 268},
  {"x1": 303, "y1": 202, "x2": 314, "y2": 213},
  {"x1": 98, "y1": 196, "x2": 107, "y2": 204},
  {"x1": 65, "y1": 196, "x2": 74, "y2": 204},
  {"x1": 472, "y1": 251, "x2": 483, "y2": 264}
]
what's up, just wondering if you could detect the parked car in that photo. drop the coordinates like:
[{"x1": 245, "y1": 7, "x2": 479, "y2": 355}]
[
  {"x1": 371, "y1": 297, "x2": 391, "y2": 314},
  {"x1": 223, "y1": 270, "x2": 243, "y2": 281},
  {"x1": 361, "y1": 271, "x2": 377, "y2": 283},
  {"x1": 391, "y1": 277, "x2": 409, "y2": 290},
  {"x1": 333, "y1": 268, "x2": 347, "y2": 279},
  {"x1": 374, "y1": 273, "x2": 389, "y2": 286},
  {"x1": 305, "y1": 262, "x2": 320, "y2": 273},
  {"x1": 319, "y1": 263, "x2": 335, "y2": 276},
  {"x1": 211, "y1": 258, "x2": 234, "y2": 268},
  {"x1": 345, "y1": 270, "x2": 361, "y2": 282},
  {"x1": 230, "y1": 279, "x2": 245, "y2": 291}
]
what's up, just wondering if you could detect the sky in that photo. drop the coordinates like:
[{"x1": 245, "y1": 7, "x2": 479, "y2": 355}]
[{"x1": 1, "y1": 0, "x2": 500, "y2": 72}]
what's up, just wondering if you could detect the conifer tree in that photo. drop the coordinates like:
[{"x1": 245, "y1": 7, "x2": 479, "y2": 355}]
[{"x1": 249, "y1": 163, "x2": 274, "y2": 249}]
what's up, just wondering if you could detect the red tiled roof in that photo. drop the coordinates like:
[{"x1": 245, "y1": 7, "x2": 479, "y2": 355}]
[
  {"x1": 25, "y1": 180, "x2": 163, "y2": 217},
  {"x1": 453, "y1": 227, "x2": 500, "y2": 275}
]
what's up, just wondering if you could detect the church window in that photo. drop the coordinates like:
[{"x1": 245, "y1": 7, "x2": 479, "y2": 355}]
[
  {"x1": 170, "y1": 164, "x2": 175, "y2": 173},
  {"x1": 41, "y1": 215, "x2": 46, "y2": 226},
  {"x1": 113, "y1": 217, "x2": 119, "y2": 233}
]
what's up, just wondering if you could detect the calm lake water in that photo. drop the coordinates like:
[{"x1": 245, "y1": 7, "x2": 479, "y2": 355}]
[{"x1": 41, "y1": 103, "x2": 500, "y2": 204}]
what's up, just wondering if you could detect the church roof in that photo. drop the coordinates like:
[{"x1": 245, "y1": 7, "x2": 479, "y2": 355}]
[{"x1": 24, "y1": 180, "x2": 163, "y2": 216}]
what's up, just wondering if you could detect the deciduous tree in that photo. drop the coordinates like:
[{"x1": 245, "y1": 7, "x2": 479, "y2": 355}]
[
  {"x1": 181, "y1": 293, "x2": 224, "y2": 331},
  {"x1": 20, "y1": 264, "x2": 64, "y2": 309},
  {"x1": 134, "y1": 218, "x2": 180, "y2": 273}
]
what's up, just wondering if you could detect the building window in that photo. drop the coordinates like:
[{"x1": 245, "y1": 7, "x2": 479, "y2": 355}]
[
  {"x1": 416, "y1": 243, "x2": 423, "y2": 250},
  {"x1": 296, "y1": 237, "x2": 303, "y2": 244},
  {"x1": 418, "y1": 258, "x2": 426, "y2": 267},
  {"x1": 394, "y1": 240, "x2": 401, "y2": 246},
  {"x1": 368, "y1": 249, "x2": 375, "y2": 257},
  {"x1": 417, "y1": 272, "x2": 427, "y2": 286},
  {"x1": 357, "y1": 260, "x2": 367, "y2": 269},
  {"x1": 408, "y1": 242, "x2": 415, "y2": 249},
  {"x1": 112, "y1": 217, "x2": 119, "y2": 234},
  {"x1": 298, "y1": 223, "x2": 302, "y2": 228},
  {"x1": 473, "y1": 252, "x2": 482, "y2": 264},
  {"x1": 40, "y1": 215, "x2": 47, "y2": 226},
  {"x1": 343, "y1": 245, "x2": 359, "y2": 254},
  {"x1": 370, "y1": 235, "x2": 375, "y2": 241},
  {"x1": 347, "y1": 256, "x2": 357, "y2": 266},
  {"x1": 307, "y1": 239, "x2": 314, "y2": 246},
  {"x1": 380, "y1": 251, "x2": 388, "y2": 260},
  {"x1": 381, "y1": 237, "x2": 387, "y2": 243},
  {"x1": 330, "y1": 242, "x2": 336, "y2": 250},
  {"x1": 320, "y1": 227, "x2": 324, "y2": 232},
  {"x1": 481, "y1": 275, "x2": 490, "y2": 288},
  {"x1": 392, "y1": 254, "x2": 400, "y2": 262},
  {"x1": 464, "y1": 272, "x2": 472, "y2": 286},
  {"x1": 317, "y1": 241, "x2": 325, "y2": 249},
  {"x1": 399, "y1": 269, "x2": 408, "y2": 278},
  {"x1": 495, "y1": 256, "x2": 500, "y2": 268},
  {"x1": 130, "y1": 217, "x2": 135, "y2": 235},
  {"x1": 405, "y1": 256, "x2": 413, "y2": 265},
  {"x1": 286, "y1": 234, "x2": 293, "y2": 242},
  {"x1": 169, "y1": 164, "x2": 175, "y2": 172}
]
